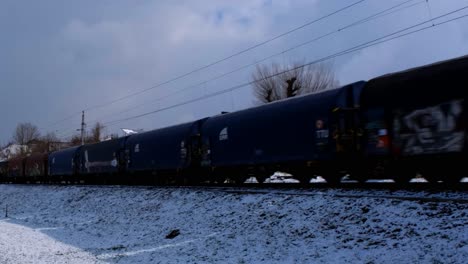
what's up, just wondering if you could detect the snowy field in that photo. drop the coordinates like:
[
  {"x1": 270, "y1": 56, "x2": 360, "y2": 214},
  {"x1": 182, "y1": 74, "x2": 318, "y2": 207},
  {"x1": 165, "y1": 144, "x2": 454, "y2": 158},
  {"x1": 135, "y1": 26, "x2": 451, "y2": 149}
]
[{"x1": 0, "y1": 184, "x2": 466, "y2": 263}]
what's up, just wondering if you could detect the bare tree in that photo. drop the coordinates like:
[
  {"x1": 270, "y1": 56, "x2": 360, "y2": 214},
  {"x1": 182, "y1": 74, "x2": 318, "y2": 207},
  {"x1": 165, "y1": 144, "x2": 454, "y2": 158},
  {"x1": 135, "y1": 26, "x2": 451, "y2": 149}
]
[
  {"x1": 13, "y1": 123, "x2": 41, "y2": 155},
  {"x1": 31, "y1": 132, "x2": 62, "y2": 153},
  {"x1": 70, "y1": 135, "x2": 82, "y2": 146},
  {"x1": 252, "y1": 61, "x2": 339, "y2": 103},
  {"x1": 69, "y1": 122, "x2": 107, "y2": 146},
  {"x1": 90, "y1": 122, "x2": 105, "y2": 143},
  {"x1": 42, "y1": 132, "x2": 59, "y2": 143},
  {"x1": 252, "y1": 63, "x2": 282, "y2": 103}
]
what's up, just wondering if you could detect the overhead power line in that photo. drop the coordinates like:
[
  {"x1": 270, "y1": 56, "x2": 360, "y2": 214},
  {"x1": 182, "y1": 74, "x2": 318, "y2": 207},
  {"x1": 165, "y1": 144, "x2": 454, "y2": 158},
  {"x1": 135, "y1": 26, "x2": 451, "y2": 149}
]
[
  {"x1": 85, "y1": 0, "x2": 422, "y2": 127},
  {"x1": 83, "y1": 0, "x2": 366, "y2": 112},
  {"x1": 39, "y1": 111, "x2": 82, "y2": 132},
  {"x1": 101, "y1": 6, "x2": 468, "y2": 128},
  {"x1": 44, "y1": 0, "x2": 367, "y2": 132}
]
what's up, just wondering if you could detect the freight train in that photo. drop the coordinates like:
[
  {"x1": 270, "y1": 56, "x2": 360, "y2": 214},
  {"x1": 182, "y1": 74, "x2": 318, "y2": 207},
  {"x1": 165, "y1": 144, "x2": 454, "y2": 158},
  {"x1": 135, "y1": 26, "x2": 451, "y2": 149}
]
[{"x1": 1, "y1": 55, "x2": 467, "y2": 185}]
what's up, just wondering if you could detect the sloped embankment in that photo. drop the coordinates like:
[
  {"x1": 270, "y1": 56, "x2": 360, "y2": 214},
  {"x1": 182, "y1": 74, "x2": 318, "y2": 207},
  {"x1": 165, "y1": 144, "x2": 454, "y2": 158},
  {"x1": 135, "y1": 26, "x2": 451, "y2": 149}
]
[{"x1": 0, "y1": 185, "x2": 466, "y2": 263}]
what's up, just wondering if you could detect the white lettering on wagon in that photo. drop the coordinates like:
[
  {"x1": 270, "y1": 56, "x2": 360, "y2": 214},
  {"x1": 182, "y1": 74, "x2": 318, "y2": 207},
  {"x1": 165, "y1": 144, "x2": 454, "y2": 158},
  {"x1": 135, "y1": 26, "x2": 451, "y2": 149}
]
[{"x1": 219, "y1": 127, "x2": 229, "y2": 141}]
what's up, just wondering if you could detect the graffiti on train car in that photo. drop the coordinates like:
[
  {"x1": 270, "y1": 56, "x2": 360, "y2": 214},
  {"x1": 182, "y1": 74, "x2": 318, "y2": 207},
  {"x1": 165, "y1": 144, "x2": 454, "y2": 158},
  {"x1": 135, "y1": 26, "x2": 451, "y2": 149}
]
[{"x1": 393, "y1": 99, "x2": 465, "y2": 155}]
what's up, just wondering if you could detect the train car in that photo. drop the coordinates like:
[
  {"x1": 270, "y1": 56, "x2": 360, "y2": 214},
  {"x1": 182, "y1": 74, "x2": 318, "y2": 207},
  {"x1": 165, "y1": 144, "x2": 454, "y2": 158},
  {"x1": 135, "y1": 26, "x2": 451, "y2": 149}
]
[
  {"x1": 77, "y1": 137, "x2": 128, "y2": 183},
  {"x1": 0, "y1": 161, "x2": 8, "y2": 182},
  {"x1": 49, "y1": 146, "x2": 81, "y2": 182},
  {"x1": 125, "y1": 119, "x2": 207, "y2": 184},
  {"x1": 24, "y1": 153, "x2": 48, "y2": 182},
  {"x1": 360, "y1": 55, "x2": 468, "y2": 183},
  {"x1": 7, "y1": 156, "x2": 25, "y2": 182},
  {"x1": 200, "y1": 81, "x2": 366, "y2": 184}
]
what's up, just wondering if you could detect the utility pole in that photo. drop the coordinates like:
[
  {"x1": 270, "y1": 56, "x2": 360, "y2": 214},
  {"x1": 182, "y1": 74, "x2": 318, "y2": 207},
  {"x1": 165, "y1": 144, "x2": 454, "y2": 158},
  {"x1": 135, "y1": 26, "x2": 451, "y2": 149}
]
[{"x1": 80, "y1": 111, "x2": 86, "y2": 145}]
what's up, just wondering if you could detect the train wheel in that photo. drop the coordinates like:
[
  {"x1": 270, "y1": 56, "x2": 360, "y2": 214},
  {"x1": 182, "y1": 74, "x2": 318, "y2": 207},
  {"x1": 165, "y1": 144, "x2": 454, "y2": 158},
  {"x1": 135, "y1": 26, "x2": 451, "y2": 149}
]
[
  {"x1": 255, "y1": 167, "x2": 269, "y2": 184},
  {"x1": 295, "y1": 175, "x2": 311, "y2": 185},
  {"x1": 444, "y1": 176, "x2": 462, "y2": 184},
  {"x1": 255, "y1": 176, "x2": 266, "y2": 184},
  {"x1": 354, "y1": 164, "x2": 373, "y2": 183},
  {"x1": 257, "y1": 169, "x2": 275, "y2": 184},
  {"x1": 423, "y1": 174, "x2": 442, "y2": 183},
  {"x1": 353, "y1": 175, "x2": 367, "y2": 184},
  {"x1": 424, "y1": 167, "x2": 463, "y2": 184},
  {"x1": 234, "y1": 176, "x2": 249, "y2": 185},
  {"x1": 323, "y1": 174, "x2": 341, "y2": 185},
  {"x1": 422, "y1": 167, "x2": 443, "y2": 183},
  {"x1": 349, "y1": 169, "x2": 368, "y2": 183},
  {"x1": 215, "y1": 174, "x2": 230, "y2": 184},
  {"x1": 215, "y1": 175, "x2": 228, "y2": 184},
  {"x1": 393, "y1": 169, "x2": 414, "y2": 184},
  {"x1": 393, "y1": 174, "x2": 413, "y2": 184},
  {"x1": 390, "y1": 162, "x2": 414, "y2": 184}
]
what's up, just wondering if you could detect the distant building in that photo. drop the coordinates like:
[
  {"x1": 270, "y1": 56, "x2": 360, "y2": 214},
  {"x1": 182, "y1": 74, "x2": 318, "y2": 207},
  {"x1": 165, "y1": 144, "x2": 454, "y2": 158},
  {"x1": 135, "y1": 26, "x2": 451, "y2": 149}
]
[{"x1": 0, "y1": 144, "x2": 28, "y2": 161}]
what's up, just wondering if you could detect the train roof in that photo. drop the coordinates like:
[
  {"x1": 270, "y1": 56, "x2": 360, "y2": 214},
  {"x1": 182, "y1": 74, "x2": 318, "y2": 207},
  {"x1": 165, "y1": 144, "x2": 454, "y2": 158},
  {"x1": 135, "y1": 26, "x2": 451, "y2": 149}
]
[
  {"x1": 78, "y1": 136, "x2": 127, "y2": 150},
  {"x1": 371, "y1": 54, "x2": 468, "y2": 82},
  {"x1": 49, "y1": 145, "x2": 81, "y2": 157},
  {"x1": 126, "y1": 119, "x2": 206, "y2": 142},
  {"x1": 207, "y1": 81, "x2": 366, "y2": 122},
  {"x1": 362, "y1": 54, "x2": 468, "y2": 108}
]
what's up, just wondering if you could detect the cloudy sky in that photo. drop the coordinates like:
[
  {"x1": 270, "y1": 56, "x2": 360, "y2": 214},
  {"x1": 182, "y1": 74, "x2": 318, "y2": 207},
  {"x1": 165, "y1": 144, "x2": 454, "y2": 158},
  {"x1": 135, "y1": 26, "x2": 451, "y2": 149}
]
[{"x1": 1, "y1": 0, "x2": 468, "y2": 144}]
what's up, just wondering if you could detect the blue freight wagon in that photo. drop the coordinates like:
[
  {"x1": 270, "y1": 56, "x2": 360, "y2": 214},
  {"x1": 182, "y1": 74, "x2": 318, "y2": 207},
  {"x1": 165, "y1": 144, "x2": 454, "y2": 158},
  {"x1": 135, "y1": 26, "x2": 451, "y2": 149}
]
[
  {"x1": 77, "y1": 137, "x2": 128, "y2": 183},
  {"x1": 49, "y1": 146, "x2": 81, "y2": 181},
  {"x1": 125, "y1": 119, "x2": 206, "y2": 184},
  {"x1": 200, "y1": 81, "x2": 366, "y2": 184},
  {"x1": 360, "y1": 55, "x2": 468, "y2": 183}
]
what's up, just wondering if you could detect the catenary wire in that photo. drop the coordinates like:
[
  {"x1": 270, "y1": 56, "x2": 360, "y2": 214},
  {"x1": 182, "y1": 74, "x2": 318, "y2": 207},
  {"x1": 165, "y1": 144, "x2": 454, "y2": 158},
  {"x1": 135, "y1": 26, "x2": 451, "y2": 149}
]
[
  {"x1": 58, "y1": 1, "x2": 466, "y2": 140},
  {"x1": 43, "y1": 1, "x2": 367, "y2": 133},
  {"x1": 83, "y1": 0, "x2": 423, "y2": 130},
  {"x1": 101, "y1": 8, "x2": 468, "y2": 129}
]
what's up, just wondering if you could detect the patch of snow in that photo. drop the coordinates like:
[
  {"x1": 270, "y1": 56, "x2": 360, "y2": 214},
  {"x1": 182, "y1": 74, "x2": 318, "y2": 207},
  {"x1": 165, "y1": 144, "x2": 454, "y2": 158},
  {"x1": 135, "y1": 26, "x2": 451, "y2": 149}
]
[
  {"x1": 410, "y1": 178, "x2": 429, "y2": 183},
  {"x1": 310, "y1": 176, "x2": 327, "y2": 183},
  {"x1": 366, "y1": 179, "x2": 395, "y2": 183},
  {"x1": 244, "y1": 177, "x2": 258, "y2": 183},
  {"x1": 0, "y1": 220, "x2": 103, "y2": 264},
  {"x1": 264, "y1": 172, "x2": 300, "y2": 183},
  {"x1": 341, "y1": 174, "x2": 358, "y2": 183}
]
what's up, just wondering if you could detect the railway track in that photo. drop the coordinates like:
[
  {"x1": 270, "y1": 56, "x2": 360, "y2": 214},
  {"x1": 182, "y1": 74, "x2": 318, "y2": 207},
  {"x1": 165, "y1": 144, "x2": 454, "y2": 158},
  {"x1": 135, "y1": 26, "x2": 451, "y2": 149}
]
[
  {"x1": 2, "y1": 176, "x2": 467, "y2": 206},
  {"x1": 6, "y1": 180, "x2": 463, "y2": 204},
  {"x1": 193, "y1": 185, "x2": 468, "y2": 204},
  {"x1": 3, "y1": 179, "x2": 468, "y2": 190}
]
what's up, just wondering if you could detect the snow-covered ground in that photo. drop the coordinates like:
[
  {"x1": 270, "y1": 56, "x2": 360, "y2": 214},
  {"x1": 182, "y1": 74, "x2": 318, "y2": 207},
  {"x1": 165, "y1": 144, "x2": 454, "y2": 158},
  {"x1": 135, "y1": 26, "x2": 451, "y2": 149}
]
[{"x1": 0, "y1": 184, "x2": 466, "y2": 263}]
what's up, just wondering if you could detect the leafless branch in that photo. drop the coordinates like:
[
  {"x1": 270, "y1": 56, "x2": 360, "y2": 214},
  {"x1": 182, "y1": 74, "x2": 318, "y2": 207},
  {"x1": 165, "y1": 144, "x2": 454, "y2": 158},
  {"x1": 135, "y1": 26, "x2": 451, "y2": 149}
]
[{"x1": 252, "y1": 61, "x2": 339, "y2": 103}]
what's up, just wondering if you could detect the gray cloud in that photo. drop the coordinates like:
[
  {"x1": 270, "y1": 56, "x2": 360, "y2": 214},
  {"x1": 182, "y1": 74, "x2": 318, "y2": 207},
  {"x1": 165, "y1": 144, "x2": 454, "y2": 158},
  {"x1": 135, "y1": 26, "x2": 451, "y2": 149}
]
[{"x1": 1, "y1": 0, "x2": 467, "y2": 144}]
